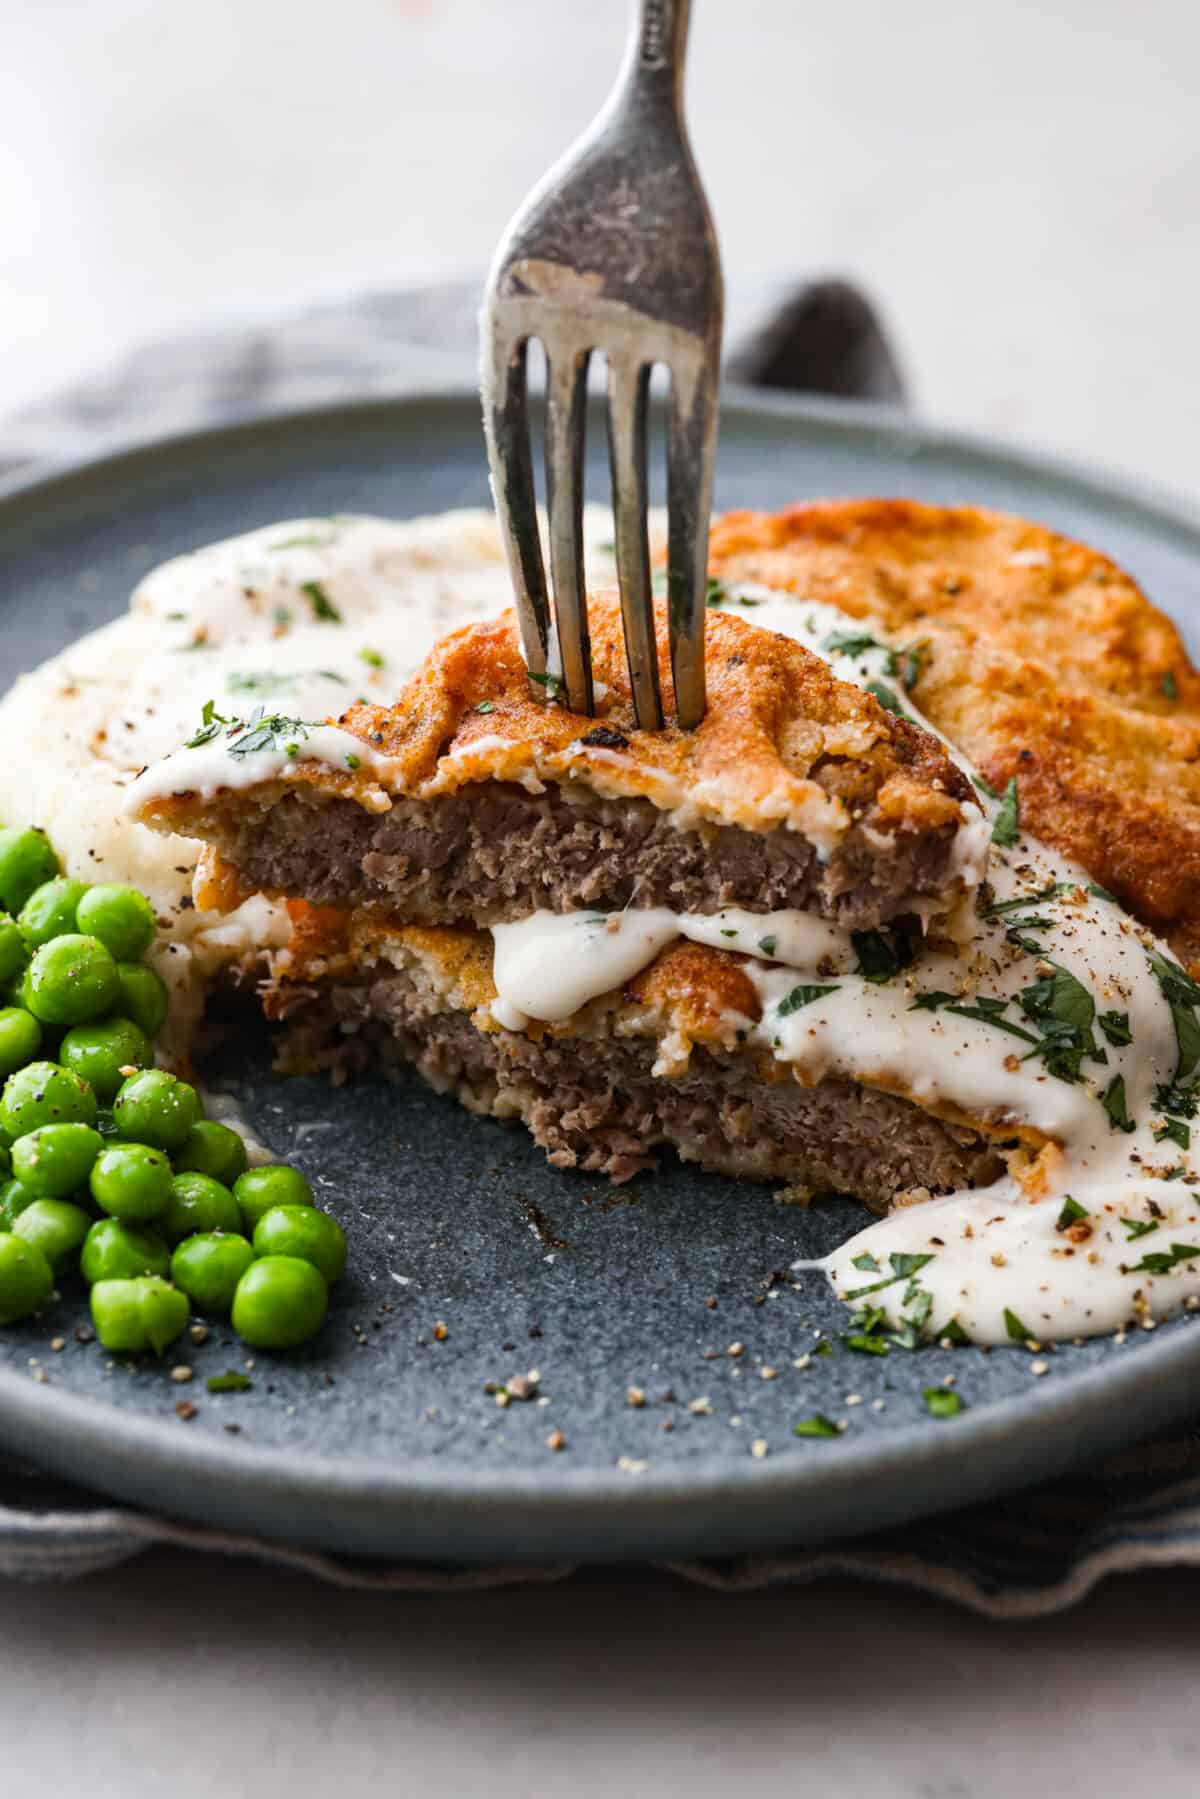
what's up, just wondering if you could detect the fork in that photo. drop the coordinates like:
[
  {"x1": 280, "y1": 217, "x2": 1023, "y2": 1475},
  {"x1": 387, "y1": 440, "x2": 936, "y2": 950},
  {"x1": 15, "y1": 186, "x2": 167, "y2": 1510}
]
[{"x1": 480, "y1": 0, "x2": 723, "y2": 732}]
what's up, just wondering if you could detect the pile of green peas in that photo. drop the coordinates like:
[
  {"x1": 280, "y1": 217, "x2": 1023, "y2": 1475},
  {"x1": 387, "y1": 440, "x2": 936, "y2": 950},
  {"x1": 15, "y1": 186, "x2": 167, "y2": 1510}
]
[{"x1": 0, "y1": 826, "x2": 345, "y2": 1355}]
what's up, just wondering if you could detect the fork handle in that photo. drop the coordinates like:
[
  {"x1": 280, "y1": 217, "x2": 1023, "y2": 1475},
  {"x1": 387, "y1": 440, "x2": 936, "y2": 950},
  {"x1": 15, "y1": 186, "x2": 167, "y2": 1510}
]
[{"x1": 623, "y1": 0, "x2": 693, "y2": 102}]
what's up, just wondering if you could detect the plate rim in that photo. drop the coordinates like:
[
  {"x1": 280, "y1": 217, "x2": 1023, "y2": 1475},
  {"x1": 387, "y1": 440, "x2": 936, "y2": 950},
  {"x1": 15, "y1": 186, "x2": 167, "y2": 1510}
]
[{"x1": 2, "y1": 381, "x2": 1199, "y2": 1561}]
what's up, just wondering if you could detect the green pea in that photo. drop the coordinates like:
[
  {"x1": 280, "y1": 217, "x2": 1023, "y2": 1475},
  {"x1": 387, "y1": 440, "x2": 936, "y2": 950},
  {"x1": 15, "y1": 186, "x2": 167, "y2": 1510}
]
[
  {"x1": 0, "y1": 1007, "x2": 41, "y2": 1078},
  {"x1": 13, "y1": 1198, "x2": 90, "y2": 1272},
  {"x1": 114, "y1": 963, "x2": 168, "y2": 1039},
  {"x1": 170, "y1": 1231, "x2": 255, "y2": 1314},
  {"x1": 89, "y1": 1276, "x2": 188, "y2": 1355},
  {"x1": 90, "y1": 1142, "x2": 173, "y2": 1220},
  {"x1": 0, "y1": 1233, "x2": 53, "y2": 1322},
  {"x1": 0, "y1": 916, "x2": 28, "y2": 986},
  {"x1": 0, "y1": 829, "x2": 59, "y2": 916},
  {"x1": 81, "y1": 1218, "x2": 170, "y2": 1284},
  {"x1": 18, "y1": 878, "x2": 89, "y2": 951},
  {"x1": 58, "y1": 1017, "x2": 151, "y2": 1103},
  {"x1": 160, "y1": 1172, "x2": 242, "y2": 1245},
  {"x1": 252, "y1": 1206, "x2": 346, "y2": 1284},
  {"x1": 233, "y1": 1164, "x2": 314, "y2": 1233},
  {"x1": 75, "y1": 885, "x2": 156, "y2": 962},
  {"x1": 2, "y1": 1061, "x2": 96, "y2": 1136},
  {"x1": 231, "y1": 1255, "x2": 328, "y2": 1349},
  {"x1": 0, "y1": 1178, "x2": 39, "y2": 1227},
  {"x1": 25, "y1": 934, "x2": 120, "y2": 1027},
  {"x1": 173, "y1": 1120, "x2": 249, "y2": 1187},
  {"x1": 11, "y1": 1123, "x2": 102, "y2": 1198},
  {"x1": 112, "y1": 1069, "x2": 199, "y2": 1151}
]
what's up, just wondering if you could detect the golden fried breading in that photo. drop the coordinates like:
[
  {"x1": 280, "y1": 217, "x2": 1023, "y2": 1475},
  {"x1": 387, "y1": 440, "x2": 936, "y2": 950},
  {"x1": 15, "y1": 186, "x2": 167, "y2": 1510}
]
[{"x1": 708, "y1": 499, "x2": 1200, "y2": 968}]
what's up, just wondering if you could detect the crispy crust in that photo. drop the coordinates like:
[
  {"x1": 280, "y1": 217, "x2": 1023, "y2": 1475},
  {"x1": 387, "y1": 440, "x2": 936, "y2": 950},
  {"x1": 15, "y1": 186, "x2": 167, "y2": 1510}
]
[
  {"x1": 708, "y1": 499, "x2": 1200, "y2": 967},
  {"x1": 138, "y1": 590, "x2": 975, "y2": 861}
]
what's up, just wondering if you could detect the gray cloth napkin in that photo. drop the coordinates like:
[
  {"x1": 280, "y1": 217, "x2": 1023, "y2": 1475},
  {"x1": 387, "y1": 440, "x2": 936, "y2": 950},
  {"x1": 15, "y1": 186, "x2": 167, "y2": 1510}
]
[{"x1": 3, "y1": 276, "x2": 1196, "y2": 1610}]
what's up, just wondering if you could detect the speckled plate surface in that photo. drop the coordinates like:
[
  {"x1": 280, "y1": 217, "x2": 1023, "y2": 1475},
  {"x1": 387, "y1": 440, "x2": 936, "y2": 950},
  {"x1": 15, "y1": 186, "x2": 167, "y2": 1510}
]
[{"x1": 1, "y1": 388, "x2": 1200, "y2": 1566}]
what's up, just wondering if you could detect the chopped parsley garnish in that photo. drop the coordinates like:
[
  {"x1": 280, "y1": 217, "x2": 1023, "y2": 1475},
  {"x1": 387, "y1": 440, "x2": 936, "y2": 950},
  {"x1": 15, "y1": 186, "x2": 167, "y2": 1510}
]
[
  {"x1": 972, "y1": 772, "x2": 1000, "y2": 800},
  {"x1": 793, "y1": 1414, "x2": 840, "y2": 1439},
  {"x1": 982, "y1": 883, "x2": 1060, "y2": 918},
  {"x1": 844, "y1": 1333, "x2": 890, "y2": 1356},
  {"x1": 1155, "y1": 1116, "x2": 1191, "y2": 1150},
  {"x1": 1123, "y1": 1242, "x2": 1200, "y2": 1276},
  {"x1": 185, "y1": 699, "x2": 230, "y2": 748},
  {"x1": 898, "y1": 641, "x2": 926, "y2": 692},
  {"x1": 1099, "y1": 1010, "x2": 1132, "y2": 1046},
  {"x1": 1155, "y1": 1081, "x2": 1200, "y2": 1119},
  {"x1": 269, "y1": 532, "x2": 336, "y2": 550},
  {"x1": 865, "y1": 679, "x2": 907, "y2": 717},
  {"x1": 705, "y1": 577, "x2": 731, "y2": 608},
  {"x1": 226, "y1": 709, "x2": 312, "y2": 760},
  {"x1": 758, "y1": 935, "x2": 777, "y2": 957},
  {"x1": 720, "y1": 928, "x2": 737, "y2": 939},
  {"x1": 474, "y1": 701, "x2": 496, "y2": 714},
  {"x1": 924, "y1": 1387, "x2": 965, "y2": 1419},
  {"x1": 1056, "y1": 1195, "x2": 1089, "y2": 1231},
  {"x1": 910, "y1": 990, "x2": 959, "y2": 1012},
  {"x1": 1101, "y1": 1074, "x2": 1135, "y2": 1133},
  {"x1": 301, "y1": 580, "x2": 342, "y2": 623},
  {"x1": 359, "y1": 646, "x2": 385, "y2": 668},
  {"x1": 1162, "y1": 670, "x2": 1179, "y2": 701},
  {"x1": 1004, "y1": 1307, "x2": 1033, "y2": 1344},
  {"x1": 345, "y1": 753, "x2": 361, "y2": 771},
  {"x1": 1016, "y1": 964, "x2": 1100, "y2": 1082},
  {"x1": 1148, "y1": 951, "x2": 1200, "y2": 1081},
  {"x1": 851, "y1": 1252, "x2": 880, "y2": 1272},
  {"x1": 844, "y1": 1251, "x2": 936, "y2": 1302},
  {"x1": 528, "y1": 670, "x2": 568, "y2": 706},
  {"x1": 822, "y1": 629, "x2": 887, "y2": 659},
  {"x1": 777, "y1": 983, "x2": 839, "y2": 1018},
  {"x1": 912, "y1": 990, "x2": 1039, "y2": 1045},
  {"x1": 1120, "y1": 1217, "x2": 1158, "y2": 1240},
  {"x1": 937, "y1": 1317, "x2": 970, "y2": 1346},
  {"x1": 851, "y1": 930, "x2": 903, "y2": 984},
  {"x1": 991, "y1": 776, "x2": 1020, "y2": 846},
  {"x1": 207, "y1": 1371, "x2": 252, "y2": 1393}
]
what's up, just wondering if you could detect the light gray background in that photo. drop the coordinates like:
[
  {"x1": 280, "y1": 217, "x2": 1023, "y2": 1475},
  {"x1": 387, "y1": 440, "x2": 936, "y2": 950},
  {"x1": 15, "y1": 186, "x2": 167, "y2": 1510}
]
[{"x1": 5, "y1": 1, "x2": 1200, "y2": 1791}]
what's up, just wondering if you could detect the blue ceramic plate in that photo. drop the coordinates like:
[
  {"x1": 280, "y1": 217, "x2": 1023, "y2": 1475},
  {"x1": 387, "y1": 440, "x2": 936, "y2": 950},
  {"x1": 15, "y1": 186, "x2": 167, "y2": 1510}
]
[{"x1": 0, "y1": 387, "x2": 1198, "y2": 1565}]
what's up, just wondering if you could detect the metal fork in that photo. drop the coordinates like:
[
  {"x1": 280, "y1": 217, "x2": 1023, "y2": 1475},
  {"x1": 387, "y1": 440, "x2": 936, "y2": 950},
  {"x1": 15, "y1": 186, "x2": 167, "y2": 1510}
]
[{"x1": 480, "y1": 0, "x2": 723, "y2": 731}]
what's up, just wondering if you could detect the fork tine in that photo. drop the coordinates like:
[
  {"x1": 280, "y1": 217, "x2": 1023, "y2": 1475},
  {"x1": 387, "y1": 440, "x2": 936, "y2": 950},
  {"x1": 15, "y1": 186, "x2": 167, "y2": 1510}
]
[
  {"x1": 666, "y1": 358, "x2": 719, "y2": 729},
  {"x1": 481, "y1": 331, "x2": 552, "y2": 675},
  {"x1": 606, "y1": 355, "x2": 662, "y2": 733},
  {"x1": 543, "y1": 339, "x2": 593, "y2": 715}
]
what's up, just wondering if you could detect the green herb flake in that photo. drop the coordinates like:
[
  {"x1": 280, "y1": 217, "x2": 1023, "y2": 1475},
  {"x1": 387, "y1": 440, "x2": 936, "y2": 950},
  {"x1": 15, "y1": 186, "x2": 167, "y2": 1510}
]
[
  {"x1": 1148, "y1": 951, "x2": 1200, "y2": 1081},
  {"x1": 1056, "y1": 1196, "x2": 1089, "y2": 1231},
  {"x1": 1155, "y1": 1116, "x2": 1191, "y2": 1150},
  {"x1": 474, "y1": 701, "x2": 496, "y2": 715},
  {"x1": 269, "y1": 532, "x2": 336, "y2": 550},
  {"x1": 813, "y1": 1338, "x2": 833, "y2": 1358},
  {"x1": 991, "y1": 776, "x2": 1021, "y2": 846},
  {"x1": 226, "y1": 708, "x2": 313, "y2": 761},
  {"x1": 851, "y1": 1252, "x2": 880, "y2": 1272},
  {"x1": 528, "y1": 670, "x2": 568, "y2": 707},
  {"x1": 793, "y1": 1414, "x2": 841, "y2": 1439},
  {"x1": 758, "y1": 935, "x2": 777, "y2": 957},
  {"x1": 1099, "y1": 1010, "x2": 1132, "y2": 1047},
  {"x1": 301, "y1": 580, "x2": 342, "y2": 623},
  {"x1": 937, "y1": 1317, "x2": 970, "y2": 1346},
  {"x1": 865, "y1": 679, "x2": 907, "y2": 718},
  {"x1": 1123, "y1": 1242, "x2": 1200, "y2": 1276},
  {"x1": 923, "y1": 1387, "x2": 965, "y2": 1420},
  {"x1": 273, "y1": 605, "x2": 293, "y2": 629},
  {"x1": 1102, "y1": 1074, "x2": 1136, "y2": 1133},
  {"x1": 705, "y1": 577, "x2": 730, "y2": 608},
  {"x1": 185, "y1": 698, "x2": 230, "y2": 748},
  {"x1": 822, "y1": 629, "x2": 886, "y2": 659},
  {"x1": 1162, "y1": 670, "x2": 1179, "y2": 701},
  {"x1": 207, "y1": 1371, "x2": 253, "y2": 1394},
  {"x1": 852, "y1": 930, "x2": 902, "y2": 984},
  {"x1": 358, "y1": 646, "x2": 385, "y2": 669},
  {"x1": 972, "y1": 772, "x2": 1000, "y2": 800},
  {"x1": 1120, "y1": 1217, "x2": 1159, "y2": 1240},
  {"x1": 1004, "y1": 1307, "x2": 1033, "y2": 1344},
  {"x1": 844, "y1": 1333, "x2": 890, "y2": 1356},
  {"x1": 845, "y1": 1250, "x2": 936, "y2": 1302},
  {"x1": 899, "y1": 641, "x2": 926, "y2": 692},
  {"x1": 777, "y1": 983, "x2": 839, "y2": 1018},
  {"x1": 345, "y1": 753, "x2": 361, "y2": 771}
]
